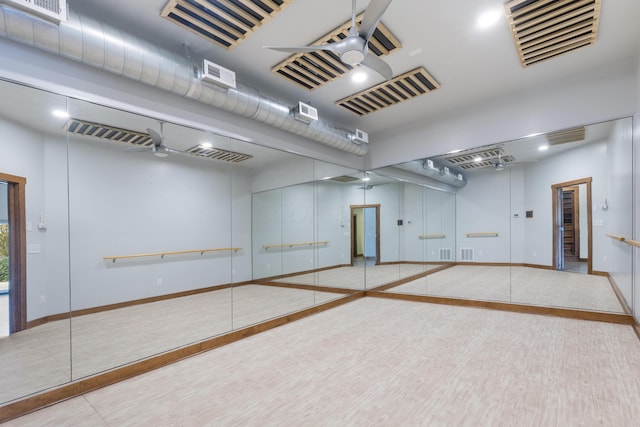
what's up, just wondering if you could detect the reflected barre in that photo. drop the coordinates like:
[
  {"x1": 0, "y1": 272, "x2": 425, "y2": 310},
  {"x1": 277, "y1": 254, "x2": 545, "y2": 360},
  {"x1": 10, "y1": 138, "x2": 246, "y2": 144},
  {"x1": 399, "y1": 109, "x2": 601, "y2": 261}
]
[
  {"x1": 606, "y1": 233, "x2": 640, "y2": 248},
  {"x1": 606, "y1": 234, "x2": 626, "y2": 242},
  {"x1": 465, "y1": 232, "x2": 499, "y2": 237},
  {"x1": 103, "y1": 247, "x2": 242, "y2": 263},
  {"x1": 263, "y1": 241, "x2": 330, "y2": 250},
  {"x1": 418, "y1": 234, "x2": 446, "y2": 239}
]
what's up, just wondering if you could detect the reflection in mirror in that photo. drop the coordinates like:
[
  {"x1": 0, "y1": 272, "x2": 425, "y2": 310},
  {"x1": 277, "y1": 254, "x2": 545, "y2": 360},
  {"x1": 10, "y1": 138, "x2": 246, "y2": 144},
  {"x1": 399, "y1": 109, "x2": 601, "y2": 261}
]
[
  {"x1": 0, "y1": 80, "x2": 71, "y2": 404},
  {"x1": 252, "y1": 162, "x2": 366, "y2": 292},
  {"x1": 376, "y1": 117, "x2": 634, "y2": 314}
]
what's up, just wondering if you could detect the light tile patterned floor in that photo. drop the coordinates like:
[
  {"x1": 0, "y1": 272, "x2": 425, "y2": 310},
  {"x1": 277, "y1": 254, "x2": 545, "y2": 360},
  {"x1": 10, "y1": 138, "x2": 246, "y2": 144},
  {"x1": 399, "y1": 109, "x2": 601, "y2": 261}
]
[
  {"x1": 388, "y1": 265, "x2": 624, "y2": 313},
  {"x1": 6, "y1": 298, "x2": 640, "y2": 426}
]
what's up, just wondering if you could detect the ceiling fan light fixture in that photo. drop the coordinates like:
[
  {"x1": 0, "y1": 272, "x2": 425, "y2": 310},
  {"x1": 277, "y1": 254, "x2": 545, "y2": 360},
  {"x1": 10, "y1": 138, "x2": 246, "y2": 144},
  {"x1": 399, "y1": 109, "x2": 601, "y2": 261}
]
[{"x1": 342, "y1": 49, "x2": 365, "y2": 65}]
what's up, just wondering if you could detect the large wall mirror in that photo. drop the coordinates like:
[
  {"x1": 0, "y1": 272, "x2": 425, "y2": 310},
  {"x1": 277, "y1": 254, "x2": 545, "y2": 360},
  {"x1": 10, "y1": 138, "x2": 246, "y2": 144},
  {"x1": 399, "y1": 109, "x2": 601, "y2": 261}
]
[
  {"x1": 0, "y1": 78, "x2": 369, "y2": 405},
  {"x1": 0, "y1": 75, "x2": 634, "y2": 408},
  {"x1": 374, "y1": 117, "x2": 634, "y2": 314}
]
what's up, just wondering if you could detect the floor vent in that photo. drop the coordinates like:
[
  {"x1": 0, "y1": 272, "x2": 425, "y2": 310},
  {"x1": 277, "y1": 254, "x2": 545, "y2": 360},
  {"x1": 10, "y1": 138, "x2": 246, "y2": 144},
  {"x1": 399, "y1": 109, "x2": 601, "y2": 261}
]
[
  {"x1": 460, "y1": 248, "x2": 474, "y2": 262},
  {"x1": 65, "y1": 119, "x2": 153, "y2": 146},
  {"x1": 336, "y1": 67, "x2": 440, "y2": 116},
  {"x1": 161, "y1": 0, "x2": 293, "y2": 50},
  {"x1": 546, "y1": 126, "x2": 586, "y2": 145},
  {"x1": 505, "y1": 0, "x2": 602, "y2": 67},
  {"x1": 186, "y1": 145, "x2": 253, "y2": 163},
  {"x1": 439, "y1": 248, "x2": 452, "y2": 261},
  {"x1": 271, "y1": 12, "x2": 401, "y2": 90}
]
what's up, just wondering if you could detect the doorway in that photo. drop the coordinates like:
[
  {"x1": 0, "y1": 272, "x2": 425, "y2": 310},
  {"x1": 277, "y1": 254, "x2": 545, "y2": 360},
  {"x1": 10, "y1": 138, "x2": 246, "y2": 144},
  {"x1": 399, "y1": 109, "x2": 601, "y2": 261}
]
[
  {"x1": 552, "y1": 178, "x2": 592, "y2": 274},
  {"x1": 350, "y1": 204, "x2": 380, "y2": 266},
  {"x1": 0, "y1": 172, "x2": 27, "y2": 335}
]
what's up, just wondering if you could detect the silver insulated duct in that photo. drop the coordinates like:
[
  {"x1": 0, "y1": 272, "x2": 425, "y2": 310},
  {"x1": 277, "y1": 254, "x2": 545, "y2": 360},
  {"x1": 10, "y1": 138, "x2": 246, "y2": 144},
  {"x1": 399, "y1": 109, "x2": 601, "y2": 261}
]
[
  {"x1": 0, "y1": 5, "x2": 368, "y2": 156},
  {"x1": 394, "y1": 159, "x2": 467, "y2": 188}
]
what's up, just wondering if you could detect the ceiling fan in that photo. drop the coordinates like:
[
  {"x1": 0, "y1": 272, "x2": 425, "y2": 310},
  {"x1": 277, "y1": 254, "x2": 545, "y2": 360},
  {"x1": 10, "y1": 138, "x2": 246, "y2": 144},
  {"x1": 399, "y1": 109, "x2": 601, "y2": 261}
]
[
  {"x1": 128, "y1": 122, "x2": 183, "y2": 158},
  {"x1": 492, "y1": 150, "x2": 537, "y2": 171},
  {"x1": 264, "y1": 0, "x2": 394, "y2": 80}
]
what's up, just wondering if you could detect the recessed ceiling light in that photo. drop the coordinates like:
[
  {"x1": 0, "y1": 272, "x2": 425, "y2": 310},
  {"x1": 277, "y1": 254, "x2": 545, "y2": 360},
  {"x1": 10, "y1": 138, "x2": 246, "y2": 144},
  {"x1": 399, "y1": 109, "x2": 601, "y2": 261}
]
[
  {"x1": 477, "y1": 10, "x2": 501, "y2": 29},
  {"x1": 52, "y1": 109, "x2": 69, "y2": 118},
  {"x1": 352, "y1": 71, "x2": 367, "y2": 83},
  {"x1": 362, "y1": 177, "x2": 371, "y2": 182},
  {"x1": 474, "y1": 156, "x2": 482, "y2": 162},
  {"x1": 539, "y1": 145, "x2": 549, "y2": 151},
  {"x1": 200, "y1": 142, "x2": 213, "y2": 149}
]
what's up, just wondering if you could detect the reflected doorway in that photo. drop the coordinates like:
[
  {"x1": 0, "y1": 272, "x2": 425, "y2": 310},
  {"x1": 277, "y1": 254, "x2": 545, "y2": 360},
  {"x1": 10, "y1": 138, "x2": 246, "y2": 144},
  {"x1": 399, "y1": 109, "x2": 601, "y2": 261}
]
[
  {"x1": 552, "y1": 178, "x2": 592, "y2": 274},
  {"x1": 350, "y1": 204, "x2": 380, "y2": 266},
  {"x1": 0, "y1": 172, "x2": 27, "y2": 335}
]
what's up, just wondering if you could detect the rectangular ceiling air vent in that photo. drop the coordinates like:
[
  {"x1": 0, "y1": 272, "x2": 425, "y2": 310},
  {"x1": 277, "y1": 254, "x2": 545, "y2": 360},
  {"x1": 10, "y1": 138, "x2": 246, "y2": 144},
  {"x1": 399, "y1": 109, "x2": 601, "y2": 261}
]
[
  {"x1": 505, "y1": 0, "x2": 602, "y2": 67},
  {"x1": 446, "y1": 148, "x2": 514, "y2": 170},
  {"x1": 161, "y1": 0, "x2": 293, "y2": 50},
  {"x1": 186, "y1": 145, "x2": 253, "y2": 163},
  {"x1": 546, "y1": 126, "x2": 586, "y2": 145},
  {"x1": 271, "y1": 12, "x2": 402, "y2": 90},
  {"x1": 66, "y1": 119, "x2": 153, "y2": 146},
  {"x1": 328, "y1": 175, "x2": 360, "y2": 183},
  {"x1": 336, "y1": 67, "x2": 440, "y2": 116},
  {"x1": 0, "y1": 0, "x2": 67, "y2": 23}
]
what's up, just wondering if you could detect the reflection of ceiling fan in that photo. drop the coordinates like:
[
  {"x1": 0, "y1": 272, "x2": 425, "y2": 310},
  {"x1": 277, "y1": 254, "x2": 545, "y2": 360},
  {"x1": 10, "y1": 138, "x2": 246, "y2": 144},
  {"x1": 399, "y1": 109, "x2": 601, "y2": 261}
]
[
  {"x1": 128, "y1": 123, "x2": 183, "y2": 158},
  {"x1": 492, "y1": 150, "x2": 536, "y2": 171},
  {"x1": 264, "y1": 0, "x2": 393, "y2": 80}
]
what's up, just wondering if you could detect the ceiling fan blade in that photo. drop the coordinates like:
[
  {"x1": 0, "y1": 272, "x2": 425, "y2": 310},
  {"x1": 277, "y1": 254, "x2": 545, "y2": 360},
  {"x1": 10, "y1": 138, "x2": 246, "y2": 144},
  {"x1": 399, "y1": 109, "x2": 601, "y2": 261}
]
[
  {"x1": 264, "y1": 44, "x2": 340, "y2": 54},
  {"x1": 359, "y1": 0, "x2": 392, "y2": 43},
  {"x1": 360, "y1": 53, "x2": 393, "y2": 80},
  {"x1": 146, "y1": 128, "x2": 163, "y2": 148}
]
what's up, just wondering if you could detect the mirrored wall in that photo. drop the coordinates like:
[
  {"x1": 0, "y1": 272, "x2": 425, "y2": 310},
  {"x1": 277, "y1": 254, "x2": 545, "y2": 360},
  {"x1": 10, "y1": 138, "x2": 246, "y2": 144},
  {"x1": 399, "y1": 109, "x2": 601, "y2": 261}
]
[
  {"x1": 376, "y1": 117, "x2": 634, "y2": 315},
  {"x1": 0, "y1": 76, "x2": 635, "y2": 408}
]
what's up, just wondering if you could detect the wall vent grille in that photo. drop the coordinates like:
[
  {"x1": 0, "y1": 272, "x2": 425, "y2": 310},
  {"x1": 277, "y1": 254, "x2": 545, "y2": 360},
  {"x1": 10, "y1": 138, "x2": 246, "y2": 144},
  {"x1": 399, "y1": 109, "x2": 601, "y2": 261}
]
[
  {"x1": 460, "y1": 248, "x2": 474, "y2": 261},
  {"x1": 271, "y1": 12, "x2": 401, "y2": 90},
  {"x1": 505, "y1": 0, "x2": 602, "y2": 67},
  {"x1": 186, "y1": 145, "x2": 253, "y2": 163},
  {"x1": 439, "y1": 248, "x2": 452, "y2": 261},
  {"x1": 66, "y1": 119, "x2": 153, "y2": 146},
  {"x1": 328, "y1": 175, "x2": 360, "y2": 183},
  {"x1": 336, "y1": 67, "x2": 440, "y2": 116},
  {"x1": 161, "y1": 0, "x2": 293, "y2": 50}
]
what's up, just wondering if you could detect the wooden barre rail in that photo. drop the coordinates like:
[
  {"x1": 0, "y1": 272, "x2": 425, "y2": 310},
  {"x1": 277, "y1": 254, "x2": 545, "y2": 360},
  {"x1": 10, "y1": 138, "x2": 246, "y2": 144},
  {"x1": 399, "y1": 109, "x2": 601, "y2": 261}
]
[
  {"x1": 465, "y1": 232, "x2": 499, "y2": 237},
  {"x1": 418, "y1": 234, "x2": 445, "y2": 239},
  {"x1": 606, "y1": 234, "x2": 640, "y2": 248},
  {"x1": 263, "y1": 241, "x2": 329, "y2": 250},
  {"x1": 104, "y1": 247, "x2": 242, "y2": 263},
  {"x1": 606, "y1": 234, "x2": 626, "y2": 242}
]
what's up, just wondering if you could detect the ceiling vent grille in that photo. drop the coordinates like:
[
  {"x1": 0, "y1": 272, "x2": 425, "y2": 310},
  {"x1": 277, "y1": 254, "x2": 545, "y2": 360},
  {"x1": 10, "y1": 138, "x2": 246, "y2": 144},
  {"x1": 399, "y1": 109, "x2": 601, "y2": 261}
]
[
  {"x1": 66, "y1": 119, "x2": 153, "y2": 146},
  {"x1": 161, "y1": 0, "x2": 293, "y2": 50},
  {"x1": 271, "y1": 12, "x2": 402, "y2": 90},
  {"x1": 446, "y1": 148, "x2": 514, "y2": 170},
  {"x1": 546, "y1": 126, "x2": 586, "y2": 145},
  {"x1": 336, "y1": 67, "x2": 439, "y2": 116},
  {"x1": 186, "y1": 145, "x2": 253, "y2": 163},
  {"x1": 504, "y1": 0, "x2": 602, "y2": 67},
  {"x1": 328, "y1": 175, "x2": 360, "y2": 183}
]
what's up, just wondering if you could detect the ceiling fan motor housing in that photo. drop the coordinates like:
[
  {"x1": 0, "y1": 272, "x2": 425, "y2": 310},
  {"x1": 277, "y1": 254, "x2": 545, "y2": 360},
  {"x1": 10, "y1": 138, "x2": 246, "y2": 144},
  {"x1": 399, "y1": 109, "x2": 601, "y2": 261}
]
[{"x1": 340, "y1": 37, "x2": 367, "y2": 65}]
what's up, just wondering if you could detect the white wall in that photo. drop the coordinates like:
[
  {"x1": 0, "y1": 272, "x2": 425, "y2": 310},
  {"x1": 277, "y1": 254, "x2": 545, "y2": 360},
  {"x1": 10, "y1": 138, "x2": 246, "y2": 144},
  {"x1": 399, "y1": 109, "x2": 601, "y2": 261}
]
[
  {"x1": 455, "y1": 171, "x2": 511, "y2": 263},
  {"x1": 634, "y1": 54, "x2": 640, "y2": 321},
  {"x1": 67, "y1": 137, "x2": 250, "y2": 310},
  {"x1": 0, "y1": 117, "x2": 70, "y2": 320}
]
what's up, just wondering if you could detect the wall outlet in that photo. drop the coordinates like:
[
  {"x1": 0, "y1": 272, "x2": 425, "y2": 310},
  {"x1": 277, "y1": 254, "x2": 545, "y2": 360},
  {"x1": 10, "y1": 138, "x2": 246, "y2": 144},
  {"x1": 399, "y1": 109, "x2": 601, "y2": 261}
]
[
  {"x1": 156, "y1": 278, "x2": 163, "y2": 286},
  {"x1": 40, "y1": 295, "x2": 46, "y2": 304}
]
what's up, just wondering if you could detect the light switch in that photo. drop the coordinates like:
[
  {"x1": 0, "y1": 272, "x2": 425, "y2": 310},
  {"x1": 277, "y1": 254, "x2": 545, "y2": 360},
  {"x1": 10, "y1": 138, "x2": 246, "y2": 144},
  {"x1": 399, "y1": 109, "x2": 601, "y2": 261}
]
[{"x1": 27, "y1": 244, "x2": 41, "y2": 254}]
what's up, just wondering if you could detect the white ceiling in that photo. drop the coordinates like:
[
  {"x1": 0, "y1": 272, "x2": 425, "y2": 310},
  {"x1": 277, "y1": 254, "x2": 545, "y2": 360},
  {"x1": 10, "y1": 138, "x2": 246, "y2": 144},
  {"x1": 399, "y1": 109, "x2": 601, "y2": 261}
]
[{"x1": 66, "y1": 0, "x2": 640, "y2": 137}]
